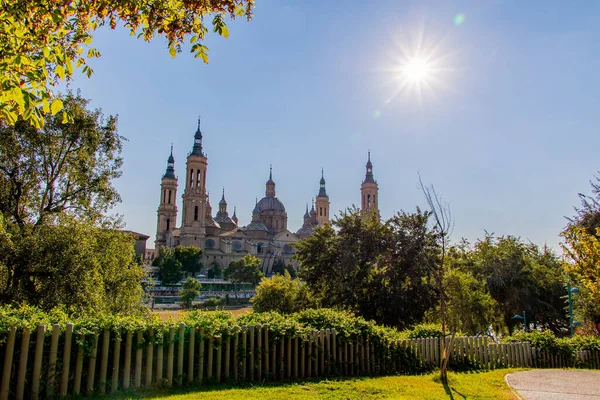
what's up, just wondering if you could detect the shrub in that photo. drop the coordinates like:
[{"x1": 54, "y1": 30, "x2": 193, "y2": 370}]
[
  {"x1": 251, "y1": 272, "x2": 317, "y2": 314},
  {"x1": 409, "y1": 323, "x2": 443, "y2": 339}
]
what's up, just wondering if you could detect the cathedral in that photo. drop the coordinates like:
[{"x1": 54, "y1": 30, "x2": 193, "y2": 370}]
[{"x1": 154, "y1": 120, "x2": 378, "y2": 275}]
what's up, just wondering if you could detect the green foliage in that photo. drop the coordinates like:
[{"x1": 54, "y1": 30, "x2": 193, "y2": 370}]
[
  {"x1": 180, "y1": 277, "x2": 202, "y2": 309},
  {"x1": 504, "y1": 330, "x2": 573, "y2": 359},
  {"x1": 207, "y1": 264, "x2": 222, "y2": 279},
  {"x1": 225, "y1": 254, "x2": 264, "y2": 287},
  {"x1": 295, "y1": 207, "x2": 438, "y2": 329},
  {"x1": 447, "y1": 235, "x2": 568, "y2": 334},
  {"x1": 154, "y1": 246, "x2": 203, "y2": 284},
  {"x1": 251, "y1": 271, "x2": 317, "y2": 314},
  {"x1": 174, "y1": 246, "x2": 203, "y2": 276},
  {"x1": 0, "y1": 1, "x2": 255, "y2": 127},
  {"x1": 408, "y1": 324, "x2": 443, "y2": 339}
]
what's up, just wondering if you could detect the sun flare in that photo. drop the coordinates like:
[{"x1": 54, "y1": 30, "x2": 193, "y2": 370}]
[{"x1": 401, "y1": 58, "x2": 432, "y2": 83}]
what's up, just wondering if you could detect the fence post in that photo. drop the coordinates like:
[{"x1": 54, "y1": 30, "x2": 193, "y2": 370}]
[
  {"x1": 207, "y1": 336, "x2": 214, "y2": 380},
  {"x1": 99, "y1": 328, "x2": 110, "y2": 394},
  {"x1": 0, "y1": 327, "x2": 17, "y2": 400},
  {"x1": 111, "y1": 331, "x2": 122, "y2": 394},
  {"x1": 123, "y1": 331, "x2": 132, "y2": 389},
  {"x1": 224, "y1": 328, "x2": 231, "y2": 380},
  {"x1": 257, "y1": 324, "x2": 262, "y2": 381},
  {"x1": 279, "y1": 335, "x2": 285, "y2": 379},
  {"x1": 198, "y1": 328, "x2": 205, "y2": 384},
  {"x1": 216, "y1": 334, "x2": 223, "y2": 383},
  {"x1": 31, "y1": 325, "x2": 46, "y2": 400},
  {"x1": 60, "y1": 324, "x2": 74, "y2": 396},
  {"x1": 248, "y1": 325, "x2": 254, "y2": 381},
  {"x1": 232, "y1": 327, "x2": 238, "y2": 381},
  {"x1": 16, "y1": 328, "x2": 31, "y2": 400},
  {"x1": 147, "y1": 327, "x2": 155, "y2": 387},
  {"x1": 287, "y1": 335, "x2": 292, "y2": 379},
  {"x1": 156, "y1": 329, "x2": 164, "y2": 382},
  {"x1": 85, "y1": 327, "x2": 99, "y2": 395},
  {"x1": 263, "y1": 324, "x2": 270, "y2": 378},
  {"x1": 293, "y1": 336, "x2": 299, "y2": 379},
  {"x1": 326, "y1": 329, "x2": 332, "y2": 374},
  {"x1": 134, "y1": 331, "x2": 143, "y2": 388},
  {"x1": 307, "y1": 333, "x2": 312, "y2": 377},
  {"x1": 167, "y1": 327, "x2": 175, "y2": 386},
  {"x1": 187, "y1": 327, "x2": 196, "y2": 383},
  {"x1": 177, "y1": 323, "x2": 184, "y2": 385},
  {"x1": 73, "y1": 338, "x2": 85, "y2": 395},
  {"x1": 241, "y1": 326, "x2": 247, "y2": 380},
  {"x1": 47, "y1": 324, "x2": 61, "y2": 397},
  {"x1": 331, "y1": 329, "x2": 337, "y2": 374}
]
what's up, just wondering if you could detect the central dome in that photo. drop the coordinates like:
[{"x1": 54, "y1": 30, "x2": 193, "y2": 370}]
[{"x1": 257, "y1": 196, "x2": 286, "y2": 212}]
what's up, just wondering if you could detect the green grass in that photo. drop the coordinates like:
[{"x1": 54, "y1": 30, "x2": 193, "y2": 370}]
[{"x1": 97, "y1": 369, "x2": 520, "y2": 400}]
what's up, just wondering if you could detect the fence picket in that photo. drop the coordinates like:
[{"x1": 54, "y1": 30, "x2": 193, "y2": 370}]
[
  {"x1": 198, "y1": 328, "x2": 205, "y2": 384},
  {"x1": 177, "y1": 323, "x2": 185, "y2": 385},
  {"x1": 248, "y1": 325, "x2": 254, "y2": 381},
  {"x1": 60, "y1": 324, "x2": 74, "y2": 396},
  {"x1": 47, "y1": 324, "x2": 61, "y2": 396},
  {"x1": 16, "y1": 328, "x2": 31, "y2": 400},
  {"x1": 99, "y1": 329, "x2": 110, "y2": 393},
  {"x1": 257, "y1": 325, "x2": 263, "y2": 381},
  {"x1": 264, "y1": 325, "x2": 270, "y2": 378},
  {"x1": 0, "y1": 327, "x2": 16, "y2": 400},
  {"x1": 135, "y1": 331, "x2": 143, "y2": 388},
  {"x1": 224, "y1": 328, "x2": 231, "y2": 380},
  {"x1": 111, "y1": 332, "x2": 121, "y2": 393},
  {"x1": 233, "y1": 327, "x2": 239, "y2": 381},
  {"x1": 187, "y1": 327, "x2": 195, "y2": 384},
  {"x1": 167, "y1": 327, "x2": 175, "y2": 386}
]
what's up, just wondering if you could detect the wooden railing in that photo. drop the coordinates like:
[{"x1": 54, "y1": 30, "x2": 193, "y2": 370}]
[{"x1": 0, "y1": 326, "x2": 598, "y2": 399}]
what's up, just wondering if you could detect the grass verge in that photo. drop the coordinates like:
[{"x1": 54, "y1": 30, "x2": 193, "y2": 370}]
[{"x1": 93, "y1": 369, "x2": 521, "y2": 400}]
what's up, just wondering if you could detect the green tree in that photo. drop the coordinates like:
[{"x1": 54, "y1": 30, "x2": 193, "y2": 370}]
[
  {"x1": 251, "y1": 271, "x2": 317, "y2": 314},
  {"x1": 173, "y1": 246, "x2": 202, "y2": 277},
  {"x1": 0, "y1": 93, "x2": 148, "y2": 314},
  {"x1": 295, "y1": 207, "x2": 438, "y2": 329},
  {"x1": 271, "y1": 258, "x2": 286, "y2": 276},
  {"x1": 1, "y1": 1, "x2": 255, "y2": 127},
  {"x1": 224, "y1": 254, "x2": 264, "y2": 298},
  {"x1": 207, "y1": 264, "x2": 222, "y2": 279},
  {"x1": 154, "y1": 248, "x2": 183, "y2": 285},
  {"x1": 179, "y1": 277, "x2": 202, "y2": 309}
]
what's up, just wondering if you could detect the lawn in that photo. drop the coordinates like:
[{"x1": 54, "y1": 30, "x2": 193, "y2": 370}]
[{"x1": 99, "y1": 369, "x2": 520, "y2": 400}]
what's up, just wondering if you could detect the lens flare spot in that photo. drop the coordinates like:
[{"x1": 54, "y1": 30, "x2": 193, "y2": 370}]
[
  {"x1": 454, "y1": 14, "x2": 465, "y2": 26},
  {"x1": 373, "y1": 110, "x2": 382, "y2": 119}
]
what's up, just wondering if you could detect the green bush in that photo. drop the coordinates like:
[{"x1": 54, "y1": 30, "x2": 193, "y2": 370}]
[
  {"x1": 408, "y1": 323, "x2": 443, "y2": 339},
  {"x1": 504, "y1": 330, "x2": 573, "y2": 361}
]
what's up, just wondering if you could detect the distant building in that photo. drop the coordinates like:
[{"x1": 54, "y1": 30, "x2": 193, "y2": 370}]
[
  {"x1": 119, "y1": 230, "x2": 150, "y2": 258},
  {"x1": 154, "y1": 119, "x2": 378, "y2": 275}
]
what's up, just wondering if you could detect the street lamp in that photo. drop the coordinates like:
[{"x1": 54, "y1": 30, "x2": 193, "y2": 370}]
[
  {"x1": 568, "y1": 281, "x2": 580, "y2": 337},
  {"x1": 512, "y1": 311, "x2": 527, "y2": 332}
]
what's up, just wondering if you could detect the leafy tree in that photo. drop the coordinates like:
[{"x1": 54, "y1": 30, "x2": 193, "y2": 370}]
[
  {"x1": 295, "y1": 207, "x2": 438, "y2": 330},
  {"x1": 458, "y1": 235, "x2": 567, "y2": 334},
  {"x1": 0, "y1": 92, "x2": 122, "y2": 231},
  {"x1": 207, "y1": 264, "x2": 222, "y2": 279},
  {"x1": 224, "y1": 254, "x2": 264, "y2": 298},
  {"x1": 0, "y1": 92, "x2": 149, "y2": 315},
  {"x1": 271, "y1": 258, "x2": 297, "y2": 278},
  {"x1": 0, "y1": 216, "x2": 146, "y2": 315},
  {"x1": 173, "y1": 246, "x2": 202, "y2": 276},
  {"x1": 180, "y1": 277, "x2": 202, "y2": 309},
  {"x1": 568, "y1": 173, "x2": 600, "y2": 238},
  {"x1": 1, "y1": 1, "x2": 255, "y2": 127},
  {"x1": 251, "y1": 271, "x2": 317, "y2": 314},
  {"x1": 153, "y1": 248, "x2": 184, "y2": 285},
  {"x1": 562, "y1": 226, "x2": 600, "y2": 324}
]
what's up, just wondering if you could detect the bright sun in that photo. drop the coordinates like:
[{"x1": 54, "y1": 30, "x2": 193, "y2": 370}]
[{"x1": 402, "y1": 58, "x2": 432, "y2": 83}]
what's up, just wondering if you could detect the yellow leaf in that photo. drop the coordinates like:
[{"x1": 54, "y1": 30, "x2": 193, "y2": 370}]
[
  {"x1": 55, "y1": 65, "x2": 65, "y2": 80},
  {"x1": 50, "y1": 99, "x2": 63, "y2": 115}
]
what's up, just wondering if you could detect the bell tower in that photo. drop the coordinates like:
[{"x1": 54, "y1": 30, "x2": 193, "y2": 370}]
[
  {"x1": 315, "y1": 168, "x2": 330, "y2": 226},
  {"x1": 155, "y1": 145, "x2": 178, "y2": 255},
  {"x1": 360, "y1": 151, "x2": 379, "y2": 218},
  {"x1": 180, "y1": 118, "x2": 208, "y2": 247}
]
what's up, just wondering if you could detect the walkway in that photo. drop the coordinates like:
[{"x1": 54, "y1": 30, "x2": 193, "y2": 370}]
[{"x1": 506, "y1": 370, "x2": 600, "y2": 399}]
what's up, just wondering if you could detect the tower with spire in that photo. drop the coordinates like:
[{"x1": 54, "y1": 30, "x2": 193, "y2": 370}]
[
  {"x1": 180, "y1": 118, "x2": 208, "y2": 247},
  {"x1": 315, "y1": 168, "x2": 330, "y2": 226},
  {"x1": 214, "y1": 188, "x2": 236, "y2": 232},
  {"x1": 155, "y1": 145, "x2": 179, "y2": 255},
  {"x1": 361, "y1": 150, "x2": 379, "y2": 218}
]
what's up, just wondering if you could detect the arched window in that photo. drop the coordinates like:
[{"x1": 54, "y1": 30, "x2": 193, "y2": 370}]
[
  {"x1": 320, "y1": 207, "x2": 323, "y2": 216},
  {"x1": 257, "y1": 242, "x2": 264, "y2": 254},
  {"x1": 283, "y1": 244, "x2": 294, "y2": 254},
  {"x1": 166, "y1": 218, "x2": 170, "y2": 231},
  {"x1": 168, "y1": 190, "x2": 172, "y2": 204},
  {"x1": 190, "y1": 169, "x2": 194, "y2": 187},
  {"x1": 205, "y1": 239, "x2": 215, "y2": 249},
  {"x1": 373, "y1": 195, "x2": 376, "y2": 206},
  {"x1": 196, "y1": 170, "x2": 201, "y2": 188},
  {"x1": 325, "y1": 208, "x2": 327, "y2": 217},
  {"x1": 163, "y1": 190, "x2": 166, "y2": 203},
  {"x1": 276, "y1": 219, "x2": 279, "y2": 229},
  {"x1": 194, "y1": 206, "x2": 198, "y2": 221},
  {"x1": 367, "y1": 194, "x2": 371, "y2": 207}
]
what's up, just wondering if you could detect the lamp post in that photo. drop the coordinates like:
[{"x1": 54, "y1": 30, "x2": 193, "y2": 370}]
[
  {"x1": 568, "y1": 281, "x2": 580, "y2": 337},
  {"x1": 512, "y1": 311, "x2": 527, "y2": 332}
]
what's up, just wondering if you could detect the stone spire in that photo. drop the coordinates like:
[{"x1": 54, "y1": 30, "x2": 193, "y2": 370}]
[
  {"x1": 163, "y1": 145, "x2": 176, "y2": 179},
  {"x1": 317, "y1": 168, "x2": 328, "y2": 198},
  {"x1": 265, "y1": 165, "x2": 276, "y2": 198},
  {"x1": 218, "y1": 188, "x2": 227, "y2": 214},
  {"x1": 232, "y1": 206, "x2": 238, "y2": 225},
  {"x1": 191, "y1": 117, "x2": 204, "y2": 156},
  {"x1": 363, "y1": 150, "x2": 375, "y2": 183}
]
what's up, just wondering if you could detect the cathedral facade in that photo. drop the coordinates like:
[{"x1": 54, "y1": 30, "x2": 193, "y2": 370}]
[{"x1": 154, "y1": 120, "x2": 378, "y2": 275}]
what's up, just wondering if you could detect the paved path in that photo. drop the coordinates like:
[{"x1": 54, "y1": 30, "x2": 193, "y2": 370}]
[{"x1": 506, "y1": 370, "x2": 600, "y2": 399}]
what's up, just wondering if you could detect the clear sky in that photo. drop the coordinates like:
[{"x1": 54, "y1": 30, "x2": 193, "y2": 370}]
[{"x1": 67, "y1": 0, "x2": 600, "y2": 250}]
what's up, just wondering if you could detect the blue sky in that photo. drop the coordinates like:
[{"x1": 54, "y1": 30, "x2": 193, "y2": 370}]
[{"x1": 67, "y1": 0, "x2": 600, "y2": 249}]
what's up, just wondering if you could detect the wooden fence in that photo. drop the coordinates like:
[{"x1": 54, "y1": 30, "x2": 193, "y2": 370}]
[{"x1": 1, "y1": 325, "x2": 599, "y2": 399}]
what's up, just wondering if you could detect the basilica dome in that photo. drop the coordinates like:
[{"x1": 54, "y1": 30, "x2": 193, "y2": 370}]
[{"x1": 257, "y1": 196, "x2": 286, "y2": 212}]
